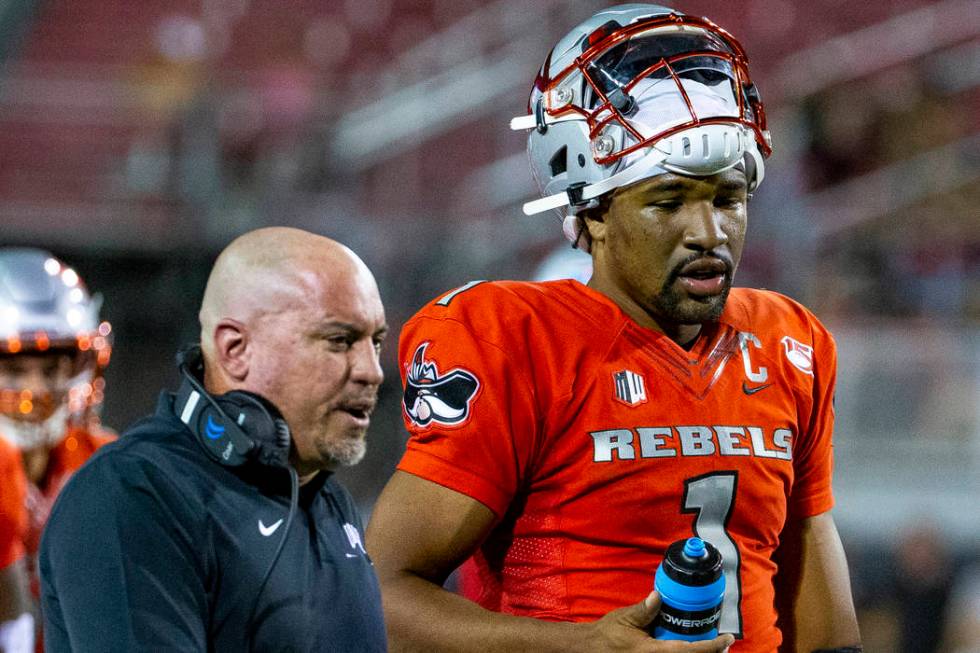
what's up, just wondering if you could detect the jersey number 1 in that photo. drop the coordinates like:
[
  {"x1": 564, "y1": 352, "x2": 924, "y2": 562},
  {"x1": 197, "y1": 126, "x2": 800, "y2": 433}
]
[{"x1": 682, "y1": 472, "x2": 743, "y2": 637}]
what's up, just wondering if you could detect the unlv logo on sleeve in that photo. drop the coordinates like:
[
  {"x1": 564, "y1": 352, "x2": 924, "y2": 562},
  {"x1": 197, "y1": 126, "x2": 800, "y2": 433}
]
[
  {"x1": 403, "y1": 343, "x2": 480, "y2": 428},
  {"x1": 780, "y1": 336, "x2": 814, "y2": 375}
]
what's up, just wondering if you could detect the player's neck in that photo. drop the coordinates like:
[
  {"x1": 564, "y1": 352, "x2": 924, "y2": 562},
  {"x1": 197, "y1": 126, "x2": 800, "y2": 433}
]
[
  {"x1": 21, "y1": 447, "x2": 51, "y2": 486},
  {"x1": 676, "y1": 329, "x2": 703, "y2": 350},
  {"x1": 586, "y1": 278, "x2": 702, "y2": 346}
]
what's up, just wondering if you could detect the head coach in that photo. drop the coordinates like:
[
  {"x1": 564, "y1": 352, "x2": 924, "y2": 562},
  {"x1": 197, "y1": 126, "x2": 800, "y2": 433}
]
[{"x1": 39, "y1": 227, "x2": 389, "y2": 652}]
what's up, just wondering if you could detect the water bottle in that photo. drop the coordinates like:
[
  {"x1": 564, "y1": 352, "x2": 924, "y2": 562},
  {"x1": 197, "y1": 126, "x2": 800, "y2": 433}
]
[{"x1": 650, "y1": 537, "x2": 725, "y2": 641}]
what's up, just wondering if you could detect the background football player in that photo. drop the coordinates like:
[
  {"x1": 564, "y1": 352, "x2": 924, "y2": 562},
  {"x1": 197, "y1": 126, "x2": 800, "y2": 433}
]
[{"x1": 0, "y1": 248, "x2": 114, "y2": 650}]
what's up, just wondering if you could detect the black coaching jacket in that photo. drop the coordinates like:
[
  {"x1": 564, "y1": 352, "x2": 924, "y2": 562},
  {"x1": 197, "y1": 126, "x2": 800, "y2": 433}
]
[{"x1": 39, "y1": 392, "x2": 387, "y2": 652}]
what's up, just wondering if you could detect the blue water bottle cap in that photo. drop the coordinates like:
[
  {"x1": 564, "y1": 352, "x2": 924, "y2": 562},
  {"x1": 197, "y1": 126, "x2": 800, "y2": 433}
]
[{"x1": 683, "y1": 537, "x2": 706, "y2": 558}]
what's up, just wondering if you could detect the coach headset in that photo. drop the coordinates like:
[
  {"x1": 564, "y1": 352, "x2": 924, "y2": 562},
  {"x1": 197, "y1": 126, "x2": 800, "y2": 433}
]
[{"x1": 173, "y1": 344, "x2": 299, "y2": 647}]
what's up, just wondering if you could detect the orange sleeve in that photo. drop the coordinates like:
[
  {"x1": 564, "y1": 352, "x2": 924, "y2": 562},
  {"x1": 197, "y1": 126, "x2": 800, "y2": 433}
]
[
  {"x1": 787, "y1": 317, "x2": 837, "y2": 519},
  {"x1": 396, "y1": 312, "x2": 540, "y2": 519},
  {"x1": 0, "y1": 439, "x2": 27, "y2": 569}
]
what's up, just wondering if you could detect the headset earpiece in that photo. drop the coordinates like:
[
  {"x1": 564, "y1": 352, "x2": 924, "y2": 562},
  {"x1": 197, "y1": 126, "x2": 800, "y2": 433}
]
[{"x1": 173, "y1": 345, "x2": 292, "y2": 469}]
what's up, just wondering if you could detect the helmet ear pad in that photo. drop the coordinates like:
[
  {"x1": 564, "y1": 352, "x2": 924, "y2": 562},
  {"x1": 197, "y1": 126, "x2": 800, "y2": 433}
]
[{"x1": 529, "y1": 119, "x2": 621, "y2": 199}]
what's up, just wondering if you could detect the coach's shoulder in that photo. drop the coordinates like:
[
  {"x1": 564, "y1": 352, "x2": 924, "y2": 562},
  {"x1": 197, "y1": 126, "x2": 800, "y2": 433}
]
[{"x1": 54, "y1": 418, "x2": 205, "y2": 520}]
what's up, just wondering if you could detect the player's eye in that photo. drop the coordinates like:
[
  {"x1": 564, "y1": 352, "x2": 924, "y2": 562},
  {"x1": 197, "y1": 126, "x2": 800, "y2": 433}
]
[
  {"x1": 649, "y1": 200, "x2": 682, "y2": 212},
  {"x1": 714, "y1": 195, "x2": 743, "y2": 209}
]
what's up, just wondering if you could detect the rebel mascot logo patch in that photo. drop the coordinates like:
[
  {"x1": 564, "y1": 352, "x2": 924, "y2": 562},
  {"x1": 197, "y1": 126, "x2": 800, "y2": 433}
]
[{"x1": 404, "y1": 343, "x2": 480, "y2": 427}]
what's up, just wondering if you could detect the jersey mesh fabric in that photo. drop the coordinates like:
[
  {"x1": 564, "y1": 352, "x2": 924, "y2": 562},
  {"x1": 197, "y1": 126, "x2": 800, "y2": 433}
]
[{"x1": 395, "y1": 280, "x2": 836, "y2": 652}]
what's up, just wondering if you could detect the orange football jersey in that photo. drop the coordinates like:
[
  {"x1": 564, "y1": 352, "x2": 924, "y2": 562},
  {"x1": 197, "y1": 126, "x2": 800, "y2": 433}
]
[
  {"x1": 396, "y1": 280, "x2": 837, "y2": 652},
  {"x1": 0, "y1": 436, "x2": 28, "y2": 570}
]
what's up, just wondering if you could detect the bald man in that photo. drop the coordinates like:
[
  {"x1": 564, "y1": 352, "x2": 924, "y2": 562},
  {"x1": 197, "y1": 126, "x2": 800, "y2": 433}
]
[{"x1": 38, "y1": 228, "x2": 389, "y2": 652}]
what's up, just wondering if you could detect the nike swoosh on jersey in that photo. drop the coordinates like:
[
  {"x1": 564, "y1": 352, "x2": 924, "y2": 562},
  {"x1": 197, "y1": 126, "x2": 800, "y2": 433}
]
[
  {"x1": 258, "y1": 518, "x2": 284, "y2": 536},
  {"x1": 742, "y1": 381, "x2": 773, "y2": 395}
]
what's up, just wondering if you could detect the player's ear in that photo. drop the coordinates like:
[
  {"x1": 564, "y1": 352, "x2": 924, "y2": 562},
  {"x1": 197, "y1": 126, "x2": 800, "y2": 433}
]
[
  {"x1": 580, "y1": 196, "x2": 609, "y2": 245},
  {"x1": 584, "y1": 213, "x2": 607, "y2": 244}
]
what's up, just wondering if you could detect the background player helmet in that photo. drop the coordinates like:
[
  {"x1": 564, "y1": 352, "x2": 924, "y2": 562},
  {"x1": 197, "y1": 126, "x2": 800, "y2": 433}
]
[
  {"x1": 512, "y1": 4, "x2": 772, "y2": 241},
  {"x1": 0, "y1": 248, "x2": 112, "y2": 449}
]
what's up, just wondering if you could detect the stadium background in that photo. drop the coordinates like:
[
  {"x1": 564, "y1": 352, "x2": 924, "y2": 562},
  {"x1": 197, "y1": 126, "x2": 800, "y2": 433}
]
[{"x1": 1, "y1": 0, "x2": 977, "y2": 649}]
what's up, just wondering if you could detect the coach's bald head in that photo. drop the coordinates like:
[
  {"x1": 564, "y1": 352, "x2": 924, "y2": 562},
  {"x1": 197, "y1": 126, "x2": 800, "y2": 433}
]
[
  {"x1": 198, "y1": 227, "x2": 387, "y2": 475},
  {"x1": 199, "y1": 227, "x2": 359, "y2": 363}
]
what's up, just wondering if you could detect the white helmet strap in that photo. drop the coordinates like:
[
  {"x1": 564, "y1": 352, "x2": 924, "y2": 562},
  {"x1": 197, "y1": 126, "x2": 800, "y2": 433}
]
[{"x1": 521, "y1": 146, "x2": 670, "y2": 216}]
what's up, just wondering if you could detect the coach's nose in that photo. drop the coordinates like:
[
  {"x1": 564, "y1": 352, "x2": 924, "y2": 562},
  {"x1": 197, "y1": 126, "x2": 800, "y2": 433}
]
[{"x1": 350, "y1": 339, "x2": 384, "y2": 387}]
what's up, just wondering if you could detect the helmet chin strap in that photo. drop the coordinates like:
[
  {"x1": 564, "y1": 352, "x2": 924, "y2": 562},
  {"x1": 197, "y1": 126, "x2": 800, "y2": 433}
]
[
  {"x1": 0, "y1": 405, "x2": 70, "y2": 450},
  {"x1": 522, "y1": 146, "x2": 670, "y2": 216}
]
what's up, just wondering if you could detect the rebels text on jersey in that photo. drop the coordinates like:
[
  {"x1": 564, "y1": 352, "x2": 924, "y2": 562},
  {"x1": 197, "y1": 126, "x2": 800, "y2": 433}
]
[{"x1": 396, "y1": 279, "x2": 836, "y2": 652}]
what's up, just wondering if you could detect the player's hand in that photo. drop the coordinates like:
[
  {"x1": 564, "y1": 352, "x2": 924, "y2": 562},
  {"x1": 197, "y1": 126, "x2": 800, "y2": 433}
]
[{"x1": 576, "y1": 591, "x2": 735, "y2": 652}]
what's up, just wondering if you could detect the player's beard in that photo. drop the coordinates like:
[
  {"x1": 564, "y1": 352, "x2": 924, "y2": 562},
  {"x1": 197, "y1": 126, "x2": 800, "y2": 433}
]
[{"x1": 653, "y1": 256, "x2": 733, "y2": 325}]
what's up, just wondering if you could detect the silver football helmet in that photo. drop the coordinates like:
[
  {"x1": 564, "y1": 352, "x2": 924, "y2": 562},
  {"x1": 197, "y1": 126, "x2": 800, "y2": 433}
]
[
  {"x1": 0, "y1": 248, "x2": 112, "y2": 449},
  {"x1": 512, "y1": 4, "x2": 771, "y2": 242}
]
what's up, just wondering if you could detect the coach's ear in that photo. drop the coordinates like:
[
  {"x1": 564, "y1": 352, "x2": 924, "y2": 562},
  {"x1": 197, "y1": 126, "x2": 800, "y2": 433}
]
[{"x1": 211, "y1": 318, "x2": 250, "y2": 382}]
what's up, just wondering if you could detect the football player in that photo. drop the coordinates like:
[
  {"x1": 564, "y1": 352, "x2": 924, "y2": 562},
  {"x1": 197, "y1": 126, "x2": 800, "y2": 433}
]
[
  {"x1": 367, "y1": 5, "x2": 862, "y2": 652},
  {"x1": 0, "y1": 248, "x2": 114, "y2": 650}
]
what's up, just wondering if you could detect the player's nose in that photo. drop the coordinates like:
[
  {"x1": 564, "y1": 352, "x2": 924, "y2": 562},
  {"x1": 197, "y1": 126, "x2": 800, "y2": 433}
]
[{"x1": 682, "y1": 203, "x2": 729, "y2": 252}]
